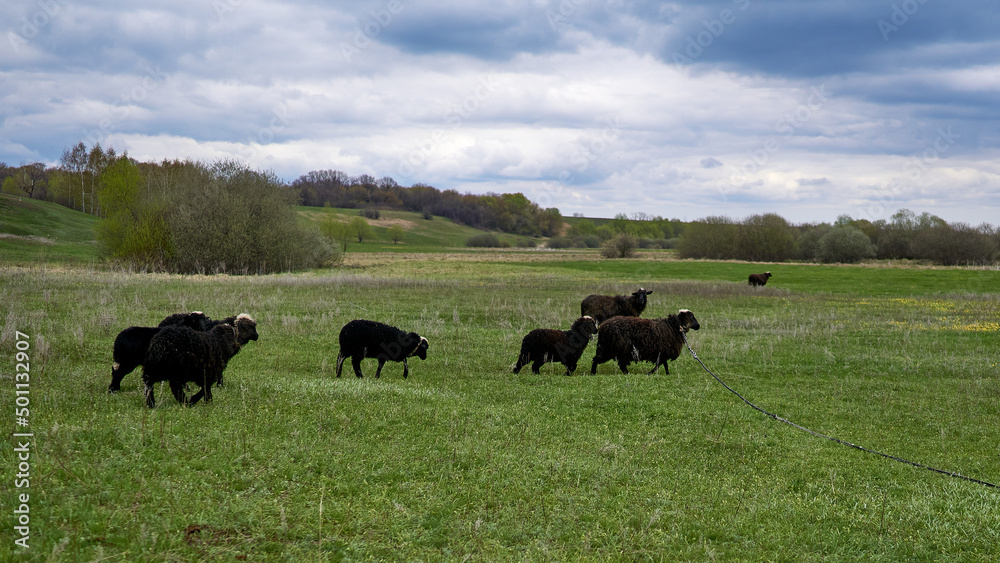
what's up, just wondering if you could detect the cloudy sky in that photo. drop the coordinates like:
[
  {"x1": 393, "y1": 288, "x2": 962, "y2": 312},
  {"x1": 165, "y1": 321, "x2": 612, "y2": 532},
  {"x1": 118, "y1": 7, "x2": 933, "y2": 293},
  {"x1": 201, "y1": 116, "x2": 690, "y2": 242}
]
[{"x1": 2, "y1": 1, "x2": 998, "y2": 225}]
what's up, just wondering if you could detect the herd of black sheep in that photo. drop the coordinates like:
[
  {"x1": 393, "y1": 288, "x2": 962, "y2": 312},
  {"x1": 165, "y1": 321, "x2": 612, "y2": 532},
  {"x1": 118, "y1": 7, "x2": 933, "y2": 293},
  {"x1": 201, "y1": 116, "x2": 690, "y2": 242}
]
[{"x1": 109, "y1": 273, "x2": 772, "y2": 408}]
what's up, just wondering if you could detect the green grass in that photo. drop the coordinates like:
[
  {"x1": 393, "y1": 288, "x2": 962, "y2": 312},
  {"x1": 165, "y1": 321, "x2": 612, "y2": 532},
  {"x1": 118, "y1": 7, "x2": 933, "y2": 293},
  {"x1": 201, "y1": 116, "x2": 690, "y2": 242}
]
[
  {"x1": 0, "y1": 194, "x2": 100, "y2": 266},
  {"x1": 297, "y1": 206, "x2": 531, "y2": 252},
  {"x1": 1, "y1": 255, "x2": 999, "y2": 561}
]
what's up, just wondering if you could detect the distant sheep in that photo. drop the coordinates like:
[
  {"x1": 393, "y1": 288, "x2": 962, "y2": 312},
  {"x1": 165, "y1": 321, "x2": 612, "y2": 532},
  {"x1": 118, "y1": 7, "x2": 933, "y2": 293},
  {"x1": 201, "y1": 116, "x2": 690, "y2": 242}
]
[
  {"x1": 748, "y1": 271, "x2": 772, "y2": 287},
  {"x1": 336, "y1": 319, "x2": 428, "y2": 379},
  {"x1": 107, "y1": 311, "x2": 210, "y2": 393},
  {"x1": 580, "y1": 287, "x2": 653, "y2": 324},
  {"x1": 513, "y1": 316, "x2": 598, "y2": 376},
  {"x1": 590, "y1": 309, "x2": 700, "y2": 375},
  {"x1": 142, "y1": 314, "x2": 258, "y2": 408}
]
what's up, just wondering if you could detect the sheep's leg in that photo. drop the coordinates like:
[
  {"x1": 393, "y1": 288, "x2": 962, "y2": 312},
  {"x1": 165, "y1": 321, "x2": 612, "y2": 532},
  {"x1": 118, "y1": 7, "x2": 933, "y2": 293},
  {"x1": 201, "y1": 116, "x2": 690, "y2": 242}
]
[
  {"x1": 189, "y1": 384, "x2": 212, "y2": 405},
  {"x1": 170, "y1": 381, "x2": 188, "y2": 405},
  {"x1": 351, "y1": 355, "x2": 364, "y2": 378},
  {"x1": 531, "y1": 360, "x2": 544, "y2": 374},
  {"x1": 189, "y1": 388, "x2": 205, "y2": 405},
  {"x1": 616, "y1": 357, "x2": 630, "y2": 374},
  {"x1": 375, "y1": 358, "x2": 386, "y2": 378},
  {"x1": 401, "y1": 359, "x2": 409, "y2": 379},
  {"x1": 513, "y1": 354, "x2": 527, "y2": 374},
  {"x1": 335, "y1": 352, "x2": 346, "y2": 377},
  {"x1": 108, "y1": 362, "x2": 136, "y2": 393},
  {"x1": 144, "y1": 384, "x2": 156, "y2": 408}
]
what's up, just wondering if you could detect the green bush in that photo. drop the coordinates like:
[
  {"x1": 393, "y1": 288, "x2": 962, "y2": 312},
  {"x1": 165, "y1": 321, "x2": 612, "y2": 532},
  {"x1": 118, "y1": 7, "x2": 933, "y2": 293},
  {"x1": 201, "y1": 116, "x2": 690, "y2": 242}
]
[
  {"x1": 466, "y1": 233, "x2": 502, "y2": 248},
  {"x1": 98, "y1": 158, "x2": 335, "y2": 274},
  {"x1": 600, "y1": 233, "x2": 638, "y2": 258},
  {"x1": 816, "y1": 226, "x2": 876, "y2": 263}
]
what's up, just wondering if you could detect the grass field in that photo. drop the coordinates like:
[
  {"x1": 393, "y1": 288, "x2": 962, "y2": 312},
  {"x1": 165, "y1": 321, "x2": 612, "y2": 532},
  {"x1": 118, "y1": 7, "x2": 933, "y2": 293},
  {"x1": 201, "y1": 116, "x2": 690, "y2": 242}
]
[
  {"x1": 2, "y1": 200, "x2": 1000, "y2": 561},
  {"x1": 2, "y1": 252, "x2": 999, "y2": 561}
]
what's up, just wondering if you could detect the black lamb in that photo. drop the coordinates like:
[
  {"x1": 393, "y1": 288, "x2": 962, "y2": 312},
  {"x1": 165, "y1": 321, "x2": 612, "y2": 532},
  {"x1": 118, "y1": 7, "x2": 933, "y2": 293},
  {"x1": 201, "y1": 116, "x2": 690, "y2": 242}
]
[
  {"x1": 513, "y1": 316, "x2": 598, "y2": 376},
  {"x1": 107, "y1": 311, "x2": 210, "y2": 393},
  {"x1": 335, "y1": 319, "x2": 429, "y2": 379},
  {"x1": 748, "y1": 271, "x2": 772, "y2": 287},
  {"x1": 142, "y1": 314, "x2": 258, "y2": 408},
  {"x1": 590, "y1": 309, "x2": 700, "y2": 375},
  {"x1": 580, "y1": 287, "x2": 652, "y2": 324}
]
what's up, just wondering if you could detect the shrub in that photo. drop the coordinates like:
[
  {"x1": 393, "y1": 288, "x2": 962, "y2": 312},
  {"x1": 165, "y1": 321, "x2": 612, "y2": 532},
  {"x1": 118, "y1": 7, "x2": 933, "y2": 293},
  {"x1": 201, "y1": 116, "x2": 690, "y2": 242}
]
[
  {"x1": 816, "y1": 226, "x2": 876, "y2": 263},
  {"x1": 677, "y1": 216, "x2": 738, "y2": 259},
  {"x1": 516, "y1": 238, "x2": 538, "y2": 248},
  {"x1": 736, "y1": 213, "x2": 796, "y2": 262},
  {"x1": 600, "y1": 233, "x2": 638, "y2": 258},
  {"x1": 466, "y1": 233, "x2": 502, "y2": 248},
  {"x1": 387, "y1": 224, "x2": 406, "y2": 244},
  {"x1": 546, "y1": 236, "x2": 574, "y2": 249},
  {"x1": 359, "y1": 207, "x2": 381, "y2": 220},
  {"x1": 348, "y1": 216, "x2": 373, "y2": 243}
]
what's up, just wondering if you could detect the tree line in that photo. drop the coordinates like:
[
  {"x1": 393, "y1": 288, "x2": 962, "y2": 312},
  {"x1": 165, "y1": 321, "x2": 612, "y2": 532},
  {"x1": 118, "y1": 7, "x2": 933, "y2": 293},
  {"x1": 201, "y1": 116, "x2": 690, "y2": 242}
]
[
  {"x1": 676, "y1": 211, "x2": 999, "y2": 265},
  {"x1": 292, "y1": 169, "x2": 563, "y2": 237},
  {"x1": 3, "y1": 143, "x2": 998, "y2": 269}
]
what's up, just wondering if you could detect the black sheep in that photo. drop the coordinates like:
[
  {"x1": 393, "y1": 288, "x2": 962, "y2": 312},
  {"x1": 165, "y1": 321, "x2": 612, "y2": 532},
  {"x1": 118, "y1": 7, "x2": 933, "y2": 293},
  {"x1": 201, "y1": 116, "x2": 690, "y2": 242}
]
[
  {"x1": 107, "y1": 311, "x2": 210, "y2": 393},
  {"x1": 580, "y1": 287, "x2": 652, "y2": 324},
  {"x1": 201, "y1": 315, "x2": 260, "y2": 387},
  {"x1": 335, "y1": 319, "x2": 428, "y2": 379},
  {"x1": 513, "y1": 316, "x2": 598, "y2": 376},
  {"x1": 142, "y1": 314, "x2": 258, "y2": 408},
  {"x1": 590, "y1": 309, "x2": 700, "y2": 375},
  {"x1": 748, "y1": 271, "x2": 772, "y2": 287}
]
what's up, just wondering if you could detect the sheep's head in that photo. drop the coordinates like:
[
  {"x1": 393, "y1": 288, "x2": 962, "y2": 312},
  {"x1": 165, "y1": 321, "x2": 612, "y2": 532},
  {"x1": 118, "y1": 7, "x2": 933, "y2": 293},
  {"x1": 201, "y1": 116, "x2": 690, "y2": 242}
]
[
  {"x1": 573, "y1": 316, "x2": 599, "y2": 339},
  {"x1": 409, "y1": 335, "x2": 429, "y2": 360},
  {"x1": 632, "y1": 288, "x2": 652, "y2": 306},
  {"x1": 234, "y1": 313, "x2": 259, "y2": 345},
  {"x1": 677, "y1": 309, "x2": 700, "y2": 332}
]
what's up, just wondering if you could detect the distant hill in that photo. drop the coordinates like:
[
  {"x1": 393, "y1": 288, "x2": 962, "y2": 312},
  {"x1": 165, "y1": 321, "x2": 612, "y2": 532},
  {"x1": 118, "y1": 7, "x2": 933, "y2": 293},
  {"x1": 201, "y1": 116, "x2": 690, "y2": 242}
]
[
  {"x1": 0, "y1": 194, "x2": 558, "y2": 266},
  {"x1": 0, "y1": 193, "x2": 100, "y2": 265},
  {"x1": 296, "y1": 206, "x2": 540, "y2": 251}
]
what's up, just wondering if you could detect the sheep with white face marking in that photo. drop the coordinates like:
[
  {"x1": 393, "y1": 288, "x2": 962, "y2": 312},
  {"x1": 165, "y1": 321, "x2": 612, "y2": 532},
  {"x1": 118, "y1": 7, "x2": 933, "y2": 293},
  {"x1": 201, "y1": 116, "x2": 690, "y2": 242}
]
[
  {"x1": 748, "y1": 271, "x2": 772, "y2": 287},
  {"x1": 513, "y1": 316, "x2": 598, "y2": 376},
  {"x1": 107, "y1": 311, "x2": 210, "y2": 393},
  {"x1": 590, "y1": 309, "x2": 700, "y2": 375},
  {"x1": 142, "y1": 314, "x2": 258, "y2": 408},
  {"x1": 336, "y1": 319, "x2": 428, "y2": 379},
  {"x1": 580, "y1": 287, "x2": 652, "y2": 324}
]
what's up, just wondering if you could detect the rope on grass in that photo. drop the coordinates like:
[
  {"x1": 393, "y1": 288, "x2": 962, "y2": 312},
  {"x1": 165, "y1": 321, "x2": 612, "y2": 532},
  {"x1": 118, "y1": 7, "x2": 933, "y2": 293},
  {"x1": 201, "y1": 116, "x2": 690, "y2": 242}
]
[{"x1": 681, "y1": 331, "x2": 998, "y2": 489}]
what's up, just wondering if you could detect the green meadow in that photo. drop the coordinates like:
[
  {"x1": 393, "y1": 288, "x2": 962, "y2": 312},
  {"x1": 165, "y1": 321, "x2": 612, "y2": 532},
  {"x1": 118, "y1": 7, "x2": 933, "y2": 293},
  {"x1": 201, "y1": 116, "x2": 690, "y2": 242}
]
[{"x1": 2, "y1": 197, "x2": 1000, "y2": 561}]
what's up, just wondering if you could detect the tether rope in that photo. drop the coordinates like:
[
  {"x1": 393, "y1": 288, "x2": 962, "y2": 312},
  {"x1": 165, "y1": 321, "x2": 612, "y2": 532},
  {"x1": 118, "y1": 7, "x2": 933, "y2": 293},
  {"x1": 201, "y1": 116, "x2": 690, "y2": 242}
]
[{"x1": 681, "y1": 332, "x2": 998, "y2": 489}]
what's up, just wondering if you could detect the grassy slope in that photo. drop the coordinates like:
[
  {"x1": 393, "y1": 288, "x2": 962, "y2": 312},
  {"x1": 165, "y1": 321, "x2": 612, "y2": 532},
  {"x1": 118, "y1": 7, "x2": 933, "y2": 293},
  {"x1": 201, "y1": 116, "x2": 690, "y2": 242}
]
[
  {"x1": 1, "y1": 257, "x2": 999, "y2": 561},
  {"x1": 0, "y1": 194, "x2": 100, "y2": 265},
  {"x1": 297, "y1": 206, "x2": 530, "y2": 251}
]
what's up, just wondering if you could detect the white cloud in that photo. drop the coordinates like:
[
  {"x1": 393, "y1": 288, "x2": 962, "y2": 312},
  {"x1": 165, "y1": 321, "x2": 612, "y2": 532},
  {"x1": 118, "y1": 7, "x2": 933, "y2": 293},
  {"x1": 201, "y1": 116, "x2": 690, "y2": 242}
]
[{"x1": 1, "y1": 0, "x2": 997, "y2": 225}]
